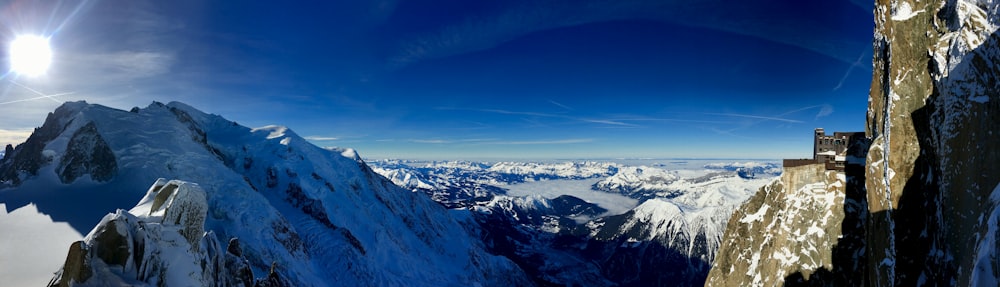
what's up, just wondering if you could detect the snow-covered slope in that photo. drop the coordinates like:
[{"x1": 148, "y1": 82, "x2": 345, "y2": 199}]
[
  {"x1": 371, "y1": 159, "x2": 774, "y2": 286},
  {"x1": 583, "y1": 168, "x2": 770, "y2": 286},
  {"x1": 0, "y1": 101, "x2": 530, "y2": 286}
]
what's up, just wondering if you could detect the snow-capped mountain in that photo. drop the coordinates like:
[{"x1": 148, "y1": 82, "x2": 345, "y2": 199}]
[
  {"x1": 584, "y1": 166, "x2": 773, "y2": 286},
  {"x1": 702, "y1": 161, "x2": 782, "y2": 179},
  {"x1": 592, "y1": 165, "x2": 776, "y2": 201},
  {"x1": 371, "y1": 159, "x2": 778, "y2": 286},
  {"x1": 369, "y1": 163, "x2": 504, "y2": 208},
  {"x1": 0, "y1": 101, "x2": 530, "y2": 286},
  {"x1": 369, "y1": 159, "x2": 619, "y2": 186},
  {"x1": 486, "y1": 161, "x2": 620, "y2": 180},
  {"x1": 592, "y1": 166, "x2": 682, "y2": 199}
]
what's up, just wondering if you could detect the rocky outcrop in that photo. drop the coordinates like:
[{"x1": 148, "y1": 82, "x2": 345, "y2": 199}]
[
  {"x1": 1, "y1": 101, "x2": 531, "y2": 286},
  {"x1": 865, "y1": 0, "x2": 1000, "y2": 285},
  {"x1": 709, "y1": 0, "x2": 1000, "y2": 285},
  {"x1": 705, "y1": 162, "x2": 868, "y2": 286},
  {"x1": 0, "y1": 102, "x2": 85, "y2": 184},
  {"x1": 57, "y1": 122, "x2": 117, "y2": 183},
  {"x1": 49, "y1": 179, "x2": 270, "y2": 287}
]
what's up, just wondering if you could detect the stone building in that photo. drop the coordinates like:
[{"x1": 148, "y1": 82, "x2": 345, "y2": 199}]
[{"x1": 783, "y1": 128, "x2": 864, "y2": 170}]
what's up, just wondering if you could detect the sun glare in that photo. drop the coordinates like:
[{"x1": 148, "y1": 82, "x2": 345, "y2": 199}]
[{"x1": 10, "y1": 35, "x2": 52, "y2": 77}]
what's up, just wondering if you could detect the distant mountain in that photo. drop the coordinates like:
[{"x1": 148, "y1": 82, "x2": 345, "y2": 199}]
[
  {"x1": 592, "y1": 165, "x2": 777, "y2": 202},
  {"x1": 371, "y1": 159, "x2": 777, "y2": 286},
  {"x1": 370, "y1": 159, "x2": 619, "y2": 185},
  {"x1": 0, "y1": 101, "x2": 530, "y2": 286},
  {"x1": 702, "y1": 162, "x2": 782, "y2": 177}
]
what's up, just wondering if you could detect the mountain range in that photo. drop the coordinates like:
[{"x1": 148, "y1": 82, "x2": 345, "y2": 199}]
[{"x1": 0, "y1": 100, "x2": 782, "y2": 286}]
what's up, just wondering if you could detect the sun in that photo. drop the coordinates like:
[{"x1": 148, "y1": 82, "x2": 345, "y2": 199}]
[{"x1": 9, "y1": 35, "x2": 52, "y2": 77}]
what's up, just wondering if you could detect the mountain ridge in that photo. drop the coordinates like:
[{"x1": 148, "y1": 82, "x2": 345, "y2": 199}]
[{"x1": 0, "y1": 100, "x2": 531, "y2": 286}]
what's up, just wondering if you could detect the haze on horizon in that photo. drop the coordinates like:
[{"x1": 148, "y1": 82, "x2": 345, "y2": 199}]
[{"x1": 0, "y1": 0, "x2": 874, "y2": 160}]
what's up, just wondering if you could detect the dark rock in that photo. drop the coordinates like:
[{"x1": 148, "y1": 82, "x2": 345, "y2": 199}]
[
  {"x1": 2, "y1": 144, "x2": 12, "y2": 161},
  {"x1": 227, "y1": 238, "x2": 244, "y2": 257},
  {"x1": 93, "y1": 219, "x2": 130, "y2": 266},
  {"x1": 49, "y1": 241, "x2": 91, "y2": 287},
  {"x1": 58, "y1": 122, "x2": 118, "y2": 183},
  {"x1": 255, "y1": 262, "x2": 291, "y2": 287},
  {"x1": 0, "y1": 102, "x2": 84, "y2": 184}
]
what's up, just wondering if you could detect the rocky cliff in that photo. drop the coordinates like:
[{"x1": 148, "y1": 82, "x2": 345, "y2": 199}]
[
  {"x1": 705, "y1": 161, "x2": 868, "y2": 287},
  {"x1": 709, "y1": 0, "x2": 1000, "y2": 285},
  {"x1": 49, "y1": 179, "x2": 268, "y2": 287},
  {"x1": 866, "y1": 0, "x2": 1000, "y2": 285}
]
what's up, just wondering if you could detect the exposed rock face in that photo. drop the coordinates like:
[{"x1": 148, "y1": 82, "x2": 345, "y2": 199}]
[
  {"x1": 57, "y1": 122, "x2": 117, "y2": 183},
  {"x1": 710, "y1": 0, "x2": 1000, "y2": 285},
  {"x1": 49, "y1": 179, "x2": 271, "y2": 287},
  {"x1": 866, "y1": 0, "x2": 1000, "y2": 285},
  {"x1": 3, "y1": 144, "x2": 12, "y2": 160},
  {"x1": 0, "y1": 102, "x2": 84, "y2": 184},
  {"x1": 706, "y1": 133, "x2": 869, "y2": 286},
  {"x1": 705, "y1": 163, "x2": 868, "y2": 286}
]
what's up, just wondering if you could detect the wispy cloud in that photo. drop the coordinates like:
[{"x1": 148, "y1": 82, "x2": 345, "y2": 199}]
[
  {"x1": 704, "y1": 112, "x2": 803, "y2": 123},
  {"x1": 388, "y1": 1, "x2": 677, "y2": 69},
  {"x1": 705, "y1": 104, "x2": 831, "y2": 138},
  {"x1": 410, "y1": 139, "x2": 451, "y2": 144},
  {"x1": 408, "y1": 138, "x2": 493, "y2": 144},
  {"x1": 96, "y1": 51, "x2": 175, "y2": 78},
  {"x1": 401, "y1": 137, "x2": 591, "y2": 145},
  {"x1": 833, "y1": 49, "x2": 868, "y2": 91},
  {"x1": 613, "y1": 117, "x2": 738, "y2": 125},
  {"x1": 815, "y1": 104, "x2": 834, "y2": 119},
  {"x1": 489, "y1": 138, "x2": 593, "y2": 145},
  {"x1": 548, "y1": 100, "x2": 573, "y2": 111},
  {"x1": 578, "y1": 118, "x2": 635, "y2": 126},
  {"x1": 304, "y1": 136, "x2": 340, "y2": 141},
  {"x1": 389, "y1": 0, "x2": 868, "y2": 70},
  {"x1": 439, "y1": 107, "x2": 640, "y2": 127},
  {"x1": 0, "y1": 80, "x2": 74, "y2": 105}
]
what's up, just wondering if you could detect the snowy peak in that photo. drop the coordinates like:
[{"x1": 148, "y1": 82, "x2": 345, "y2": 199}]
[
  {"x1": 0, "y1": 101, "x2": 531, "y2": 286},
  {"x1": 593, "y1": 166, "x2": 680, "y2": 199}
]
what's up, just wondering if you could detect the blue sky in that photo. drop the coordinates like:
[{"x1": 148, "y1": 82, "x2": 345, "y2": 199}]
[{"x1": 0, "y1": 0, "x2": 874, "y2": 160}]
